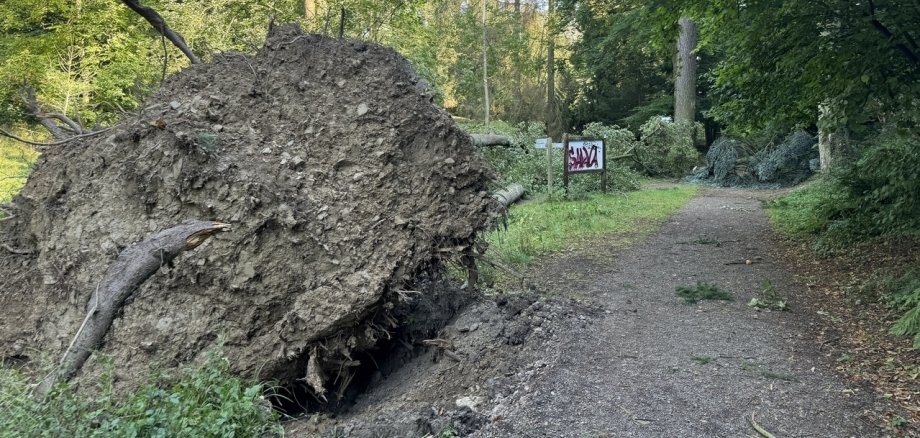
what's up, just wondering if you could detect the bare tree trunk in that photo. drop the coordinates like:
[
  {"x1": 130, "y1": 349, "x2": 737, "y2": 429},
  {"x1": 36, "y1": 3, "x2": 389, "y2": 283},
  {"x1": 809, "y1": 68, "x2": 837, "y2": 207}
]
[
  {"x1": 36, "y1": 221, "x2": 230, "y2": 396},
  {"x1": 674, "y1": 17, "x2": 697, "y2": 123},
  {"x1": 512, "y1": 0, "x2": 523, "y2": 122},
  {"x1": 22, "y1": 87, "x2": 68, "y2": 140},
  {"x1": 818, "y1": 101, "x2": 852, "y2": 172},
  {"x1": 470, "y1": 134, "x2": 512, "y2": 147},
  {"x1": 304, "y1": 0, "x2": 316, "y2": 18},
  {"x1": 120, "y1": 0, "x2": 200, "y2": 64},
  {"x1": 482, "y1": 0, "x2": 490, "y2": 129},
  {"x1": 546, "y1": 0, "x2": 558, "y2": 137}
]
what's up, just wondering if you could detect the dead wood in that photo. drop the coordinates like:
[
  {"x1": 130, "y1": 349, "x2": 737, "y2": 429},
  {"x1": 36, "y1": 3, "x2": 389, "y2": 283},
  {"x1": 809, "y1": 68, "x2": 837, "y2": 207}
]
[
  {"x1": 120, "y1": 0, "x2": 201, "y2": 64},
  {"x1": 0, "y1": 127, "x2": 114, "y2": 148},
  {"x1": 21, "y1": 88, "x2": 66, "y2": 140},
  {"x1": 471, "y1": 134, "x2": 512, "y2": 147},
  {"x1": 493, "y1": 183, "x2": 524, "y2": 207},
  {"x1": 36, "y1": 220, "x2": 230, "y2": 396}
]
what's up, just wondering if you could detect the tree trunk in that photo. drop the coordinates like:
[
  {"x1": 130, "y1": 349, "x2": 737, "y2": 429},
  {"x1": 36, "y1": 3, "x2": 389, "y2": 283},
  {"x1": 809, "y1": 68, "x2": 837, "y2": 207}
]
[
  {"x1": 470, "y1": 133, "x2": 512, "y2": 147},
  {"x1": 482, "y1": 0, "x2": 490, "y2": 129},
  {"x1": 36, "y1": 221, "x2": 230, "y2": 396},
  {"x1": 493, "y1": 183, "x2": 525, "y2": 207},
  {"x1": 674, "y1": 17, "x2": 697, "y2": 123},
  {"x1": 512, "y1": 0, "x2": 523, "y2": 123},
  {"x1": 22, "y1": 87, "x2": 68, "y2": 140},
  {"x1": 817, "y1": 100, "x2": 852, "y2": 172},
  {"x1": 120, "y1": 0, "x2": 200, "y2": 64},
  {"x1": 546, "y1": 0, "x2": 558, "y2": 137}
]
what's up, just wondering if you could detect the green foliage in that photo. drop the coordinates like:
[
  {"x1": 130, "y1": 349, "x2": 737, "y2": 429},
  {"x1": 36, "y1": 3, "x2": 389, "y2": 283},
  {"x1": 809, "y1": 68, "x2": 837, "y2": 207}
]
[
  {"x1": 748, "y1": 279, "x2": 788, "y2": 311},
  {"x1": 647, "y1": 0, "x2": 920, "y2": 136},
  {"x1": 485, "y1": 185, "x2": 698, "y2": 267},
  {"x1": 637, "y1": 117, "x2": 700, "y2": 177},
  {"x1": 765, "y1": 177, "x2": 837, "y2": 238},
  {"x1": 0, "y1": 349, "x2": 281, "y2": 437},
  {"x1": 463, "y1": 120, "x2": 641, "y2": 198},
  {"x1": 675, "y1": 281, "x2": 733, "y2": 304},
  {"x1": 0, "y1": 137, "x2": 37, "y2": 204},
  {"x1": 874, "y1": 269, "x2": 920, "y2": 348}
]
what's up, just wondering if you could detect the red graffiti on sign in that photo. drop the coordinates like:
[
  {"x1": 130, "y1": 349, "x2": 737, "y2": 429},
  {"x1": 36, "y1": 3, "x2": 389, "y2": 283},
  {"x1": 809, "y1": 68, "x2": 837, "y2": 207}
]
[{"x1": 567, "y1": 141, "x2": 603, "y2": 172}]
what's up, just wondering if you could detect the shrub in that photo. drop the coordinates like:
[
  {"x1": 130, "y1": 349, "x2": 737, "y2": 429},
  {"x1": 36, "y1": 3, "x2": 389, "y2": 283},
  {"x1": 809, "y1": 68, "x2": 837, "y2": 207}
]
[
  {"x1": 462, "y1": 120, "x2": 640, "y2": 198},
  {"x1": 879, "y1": 269, "x2": 920, "y2": 348},
  {"x1": 0, "y1": 349, "x2": 281, "y2": 437},
  {"x1": 637, "y1": 117, "x2": 700, "y2": 177}
]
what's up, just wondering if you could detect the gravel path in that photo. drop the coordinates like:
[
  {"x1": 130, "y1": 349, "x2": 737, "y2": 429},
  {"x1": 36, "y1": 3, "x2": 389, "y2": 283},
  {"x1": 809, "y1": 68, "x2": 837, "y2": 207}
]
[{"x1": 474, "y1": 187, "x2": 885, "y2": 437}]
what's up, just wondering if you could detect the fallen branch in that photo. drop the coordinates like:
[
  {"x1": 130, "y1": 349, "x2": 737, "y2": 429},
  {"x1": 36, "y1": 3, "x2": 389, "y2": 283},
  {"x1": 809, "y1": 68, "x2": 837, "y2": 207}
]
[
  {"x1": 0, "y1": 127, "x2": 114, "y2": 147},
  {"x1": 36, "y1": 220, "x2": 230, "y2": 396},
  {"x1": 749, "y1": 414, "x2": 777, "y2": 438},
  {"x1": 470, "y1": 134, "x2": 512, "y2": 147},
  {"x1": 1, "y1": 244, "x2": 32, "y2": 255}
]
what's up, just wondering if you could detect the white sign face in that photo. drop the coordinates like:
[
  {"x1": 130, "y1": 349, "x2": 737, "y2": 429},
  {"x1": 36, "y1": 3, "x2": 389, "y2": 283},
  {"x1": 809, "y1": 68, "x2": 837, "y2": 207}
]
[
  {"x1": 567, "y1": 139, "x2": 604, "y2": 172},
  {"x1": 535, "y1": 138, "x2": 565, "y2": 149}
]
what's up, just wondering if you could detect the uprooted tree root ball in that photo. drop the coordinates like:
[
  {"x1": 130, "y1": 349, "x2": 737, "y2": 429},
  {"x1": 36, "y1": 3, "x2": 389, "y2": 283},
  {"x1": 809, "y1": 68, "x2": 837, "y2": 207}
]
[{"x1": 0, "y1": 24, "x2": 499, "y2": 401}]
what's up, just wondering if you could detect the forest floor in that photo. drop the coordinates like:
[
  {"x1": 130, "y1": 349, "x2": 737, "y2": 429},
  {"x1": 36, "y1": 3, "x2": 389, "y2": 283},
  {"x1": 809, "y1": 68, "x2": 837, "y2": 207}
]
[{"x1": 294, "y1": 186, "x2": 917, "y2": 437}]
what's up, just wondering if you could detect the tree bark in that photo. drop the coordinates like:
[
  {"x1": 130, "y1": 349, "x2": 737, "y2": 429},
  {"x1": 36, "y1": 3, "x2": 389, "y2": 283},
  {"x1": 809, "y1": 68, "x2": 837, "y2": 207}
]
[
  {"x1": 674, "y1": 17, "x2": 698, "y2": 123},
  {"x1": 36, "y1": 221, "x2": 230, "y2": 396},
  {"x1": 493, "y1": 183, "x2": 525, "y2": 207},
  {"x1": 470, "y1": 133, "x2": 512, "y2": 147},
  {"x1": 546, "y1": 0, "x2": 558, "y2": 137},
  {"x1": 482, "y1": 0, "x2": 491, "y2": 129},
  {"x1": 120, "y1": 0, "x2": 200, "y2": 64}
]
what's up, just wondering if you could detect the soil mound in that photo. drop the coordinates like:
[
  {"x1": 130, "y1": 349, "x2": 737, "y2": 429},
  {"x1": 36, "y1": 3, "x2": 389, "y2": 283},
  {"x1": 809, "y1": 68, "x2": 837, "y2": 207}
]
[{"x1": 0, "y1": 25, "x2": 497, "y2": 398}]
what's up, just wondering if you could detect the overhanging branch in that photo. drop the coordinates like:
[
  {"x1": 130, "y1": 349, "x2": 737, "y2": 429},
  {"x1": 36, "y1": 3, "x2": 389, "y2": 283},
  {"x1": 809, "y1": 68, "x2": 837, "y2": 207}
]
[{"x1": 120, "y1": 0, "x2": 201, "y2": 64}]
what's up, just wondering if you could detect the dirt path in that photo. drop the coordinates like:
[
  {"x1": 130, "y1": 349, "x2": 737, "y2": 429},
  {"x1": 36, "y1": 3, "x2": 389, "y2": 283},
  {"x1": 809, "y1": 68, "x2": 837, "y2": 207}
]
[{"x1": 474, "y1": 187, "x2": 885, "y2": 437}]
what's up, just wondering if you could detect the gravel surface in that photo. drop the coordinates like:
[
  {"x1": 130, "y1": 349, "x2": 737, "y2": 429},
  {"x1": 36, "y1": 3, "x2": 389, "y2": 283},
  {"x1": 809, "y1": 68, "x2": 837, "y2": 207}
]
[{"x1": 474, "y1": 188, "x2": 886, "y2": 437}]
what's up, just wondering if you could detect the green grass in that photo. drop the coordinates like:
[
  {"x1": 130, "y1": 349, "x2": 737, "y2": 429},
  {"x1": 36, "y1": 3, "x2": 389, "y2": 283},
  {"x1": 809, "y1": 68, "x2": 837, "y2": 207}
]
[
  {"x1": 764, "y1": 177, "x2": 832, "y2": 238},
  {"x1": 0, "y1": 348, "x2": 282, "y2": 437},
  {"x1": 485, "y1": 186, "x2": 698, "y2": 266},
  {"x1": 675, "y1": 282, "x2": 734, "y2": 305},
  {"x1": 0, "y1": 138, "x2": 38, "y2": 205}
]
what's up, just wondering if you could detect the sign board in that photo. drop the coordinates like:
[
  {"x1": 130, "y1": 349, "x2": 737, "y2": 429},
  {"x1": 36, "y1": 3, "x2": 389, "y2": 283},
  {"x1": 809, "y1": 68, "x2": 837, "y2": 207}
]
[
  {"x1": 563, "y1": 136, "x2": 608, "y2": 194},
  {"x1": 534, "y1": 138, "x2": 564, "y2": 149},
  {"x1": 566, "y1": 139, "x2": 604, "y2": 172}
]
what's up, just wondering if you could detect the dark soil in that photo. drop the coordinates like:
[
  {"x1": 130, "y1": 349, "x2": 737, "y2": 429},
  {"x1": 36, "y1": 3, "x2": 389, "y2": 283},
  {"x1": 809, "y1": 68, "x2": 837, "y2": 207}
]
[
  {"x1": 291, "y1": 187, "x2": 914, "y2": 437},
  {"x1": 0, "y1": 25, "x2": 497, "y2": 397}
]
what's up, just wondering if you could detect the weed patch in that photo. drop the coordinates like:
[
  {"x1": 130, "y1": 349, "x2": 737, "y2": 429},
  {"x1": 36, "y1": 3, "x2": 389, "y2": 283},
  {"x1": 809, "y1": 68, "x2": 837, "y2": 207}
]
[
  {"x1": 690, "y1": 355, "x2": 716, "y2": 365},
  {"x1": 0, "y1": 348, "x2": 281, "y2": 437},
  {"x1": 748, "y1": 280, "x2": 788, "y2": 311},
  {"x1": 675, "y1": 282, "x2": 733, "y2": 305}
]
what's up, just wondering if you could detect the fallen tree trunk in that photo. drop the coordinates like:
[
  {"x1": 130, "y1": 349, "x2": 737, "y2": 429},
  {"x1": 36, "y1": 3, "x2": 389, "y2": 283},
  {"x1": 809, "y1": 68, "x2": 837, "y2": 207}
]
[
  {"x1": 36, "y1": 220, "x2": 230, "y2": 396},
  {"x1": 493, "y1": 183, "x2": 524, "y2": 207},
  {"x1": 471, "y1": 134, "x2": 512, "y2": 147}
]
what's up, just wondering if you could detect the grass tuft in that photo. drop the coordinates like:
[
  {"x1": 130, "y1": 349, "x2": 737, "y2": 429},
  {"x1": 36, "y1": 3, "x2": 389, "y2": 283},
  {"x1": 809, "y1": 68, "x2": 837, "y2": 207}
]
[{"x1": 675, "y1": 281, "x2": 733, "y2": 305}]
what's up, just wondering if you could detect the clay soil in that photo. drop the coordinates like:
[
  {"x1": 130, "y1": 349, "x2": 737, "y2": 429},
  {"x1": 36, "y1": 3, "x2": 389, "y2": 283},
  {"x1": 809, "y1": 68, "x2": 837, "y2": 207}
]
[{"x1": 293, "y1": 187, "x2": 918, "y2": 437}]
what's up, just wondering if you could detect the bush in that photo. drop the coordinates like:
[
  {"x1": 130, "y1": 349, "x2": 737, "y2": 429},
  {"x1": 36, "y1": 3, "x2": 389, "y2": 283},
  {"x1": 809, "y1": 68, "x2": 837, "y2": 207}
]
[
  {"x1": 0, "y1": 349, "x2": 281, "y2": 437},
  {"x1": 637, "y1": 117, "x2": 700, "y2": 177},
  {"x1": 462, "y1": 120, "x2": 640, "y2": 198},
  {"x1": 883, "y1": 269, "x2": 920, "y2": 348},
  {"x1": 821, "y1": 132, "x2": 920, "y2": 242}
]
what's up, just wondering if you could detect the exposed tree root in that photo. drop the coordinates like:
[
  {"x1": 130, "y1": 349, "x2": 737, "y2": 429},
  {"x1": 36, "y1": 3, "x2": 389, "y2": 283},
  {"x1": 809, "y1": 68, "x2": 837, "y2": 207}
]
[{"x1": 35, "y1": 220, "x2": 230, "y2": 396}]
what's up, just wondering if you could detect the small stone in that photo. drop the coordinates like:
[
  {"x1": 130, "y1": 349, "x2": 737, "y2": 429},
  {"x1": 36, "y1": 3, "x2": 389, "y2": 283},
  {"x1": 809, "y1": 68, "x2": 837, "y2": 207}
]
[
  {"x1": 444, "y1": 157, "x2": 455, "y2": 165},
  {"x1": 261, "y1": 147, "x2": 272, "y2": 154},
  {"x1": 356, "y1": 103, "x2": 369, "y2": 116},
  {"x1": 169, "y1": 101, "x2": 180, "y2": 109}
]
